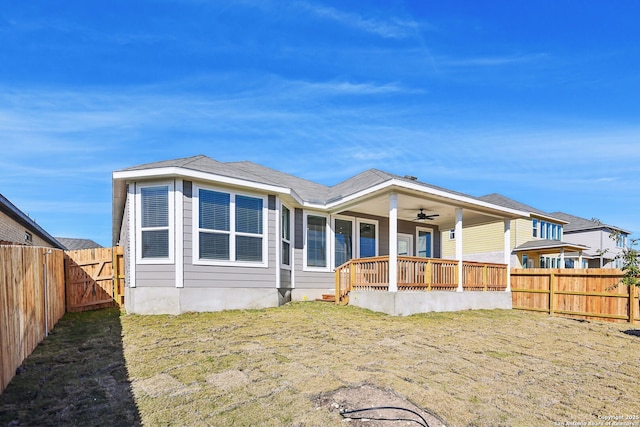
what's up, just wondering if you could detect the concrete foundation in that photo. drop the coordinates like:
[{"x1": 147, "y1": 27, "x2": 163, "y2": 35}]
[
  {"x1": 349, "y1": 290, "x2": 512, "y2": 316},
  {"x1": 290, "y1": 288, "x2": 335, "y2": 302},
  {"x1": 125, "y1": 287, "x2": 281, "y2": 315}
]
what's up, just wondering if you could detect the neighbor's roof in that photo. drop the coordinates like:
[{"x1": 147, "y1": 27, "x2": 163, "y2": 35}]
[
  {"x1": 479, "y1": 193, "x2": 567, "y2": 223},
  {"x1": 56, "y1": 237, "x2": 103, "y2": 251},
  {"x1": 0, "y1": 193, "x2": 66, "y2": 249},
  {"x1": 512, "y1": 239, "x2": 589, "y2": 253},
  {"x1": 548, "y1": 212, "x2": 631, "y2": 235}
]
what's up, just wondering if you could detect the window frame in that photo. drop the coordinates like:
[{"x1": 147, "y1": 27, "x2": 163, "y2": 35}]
[
  {"x1": 280, "y1": 203, "x2": 292, "y2": 270},
  {"x1": 303, "y1": 211, "x2": 330, "y2": 272},
  {"x1": 136, "y1": 181, "x2": 175, "y2": 265},
  {"x1": 449, "y1": 229, "x2": 455, "y2": 240},
  {"x1": 356, "y1": 218, "x2": 379, "y2": 259},
  {"x1": 192, "y1": 184, "x2": 268, "y2": 268},
  {"x1": 333, "y1": 215, "x2": 354, "y2": 269},
  {"x1": 415, "y1": 226, "x2": 433, "y2": 258}
]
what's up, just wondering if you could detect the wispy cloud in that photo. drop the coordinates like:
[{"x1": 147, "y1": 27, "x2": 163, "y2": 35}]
[{"x1": 296, "y1": 1, "x2": 422, "y2": 39}]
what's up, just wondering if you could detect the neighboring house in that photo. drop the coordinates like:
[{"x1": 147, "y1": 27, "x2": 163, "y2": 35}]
[
  {"x1": 444, "y1": 193, "x2": 589, "y2": 269},
  {"x1": 0, "y1": 193, "x2": 66, "y2": 249},
  {"x1": 548, "y1": 212, "x2": 631, "y2": 268},
  {"x1": 112, "y1": 155, "x2": 529, "y2": 314},
  {"x1": 55, "y1": 237, "x2": 103, "y2": 251}
]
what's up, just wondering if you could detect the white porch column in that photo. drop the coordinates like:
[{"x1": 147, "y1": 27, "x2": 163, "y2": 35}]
[
  {"x1": 578, "y1": 251, "x2": 583, "y2": 269},
  {"x1": 389, "y1": 193, "x2": 398, "y2": 292},
  {"x1": 560, "y1": 248, "x2": 565, "y2": 270},
  {"x1": 455, "y1": 208, "x2": 463, "y2": 292},
  {"x1": 504, "y1": 219, "x2": 511, "y2": 291}
]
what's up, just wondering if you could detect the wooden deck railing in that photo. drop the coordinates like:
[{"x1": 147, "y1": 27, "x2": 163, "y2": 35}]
[{"x1": 335, "y1": 256, "x2": 508, "y2": 304}]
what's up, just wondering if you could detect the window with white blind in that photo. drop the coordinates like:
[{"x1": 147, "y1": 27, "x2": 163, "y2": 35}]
[
  {"x1": 194, "y1": 186, "x2": 267, "y2": 266},
  {"x1": 137, "y1": 182, "x2": 174, "y2": 264}
]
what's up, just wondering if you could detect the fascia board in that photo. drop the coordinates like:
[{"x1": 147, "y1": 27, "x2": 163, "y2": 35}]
[
  {"x1": 325, "y1": 179, "x2": 530, "y2": 218},
  {"x1": 112, "y1": 167, "x2": 304, "y2": 204}
]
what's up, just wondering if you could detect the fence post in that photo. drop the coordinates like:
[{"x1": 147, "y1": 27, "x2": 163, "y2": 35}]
[
  {"x1": 426, "y1": 260, "x2": 431, "y2": 291},
  {"x1": 630, "y1": 284, "x2": 637, "y2": 324},
  {"x1": 549, "y1": 271, "x2": 556, "y2": 316}
]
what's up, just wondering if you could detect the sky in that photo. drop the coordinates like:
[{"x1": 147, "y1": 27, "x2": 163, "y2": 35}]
[{"x1": 1, "y1": 0, "x2": 639, "y2": 247}]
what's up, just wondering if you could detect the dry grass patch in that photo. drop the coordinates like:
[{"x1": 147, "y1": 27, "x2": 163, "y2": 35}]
[
  {"x1": 121, "y1": 303, "x2": 640, "y2": 426},
  {"x1": 1, "y1": 303, "x2": 639, "y2": 426}
]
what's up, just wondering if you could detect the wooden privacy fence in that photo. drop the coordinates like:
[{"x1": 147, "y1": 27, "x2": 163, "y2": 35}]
[
  {"x1": 65, "y1": 246, "x2": 124, "y2": 312},
  {"x1": 511, "y1": 268, "x2": 639, "y2": 324},
  {"x1": 0, "y1": 246, "x2": 66, "y2": 393}
]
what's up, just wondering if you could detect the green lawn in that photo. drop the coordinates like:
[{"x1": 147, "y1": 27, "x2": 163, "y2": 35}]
[{"x1": 1, "y1": 303, "x2": 639, "y2": 426}]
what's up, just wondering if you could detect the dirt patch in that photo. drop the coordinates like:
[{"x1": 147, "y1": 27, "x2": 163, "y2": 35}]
[
  {"x1": 134, "y1": 373, "x2": 200, "y2": 397},
  {"x1": 205, "y1": 369, "x2": 250, "y2": 390},
  {"x1": 316, "y1": 383, "x2": 448, "y2": 427}
]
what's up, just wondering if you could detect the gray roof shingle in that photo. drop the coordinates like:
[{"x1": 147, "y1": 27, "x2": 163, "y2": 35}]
[
  {"x1": 55, "y1": 237, "x2": 103, "y2": 251},
  {"x1": 549, "y1": 212, "x2": 630, "y2": 234}
]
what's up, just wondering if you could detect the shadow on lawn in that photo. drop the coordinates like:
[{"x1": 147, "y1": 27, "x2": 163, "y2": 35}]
[
  {"x1": 622, "y1": 329, "x2": 640, "y2": 338},
  {"x1": 0, "y1": 308, "x2": 141, "y2": 427}
]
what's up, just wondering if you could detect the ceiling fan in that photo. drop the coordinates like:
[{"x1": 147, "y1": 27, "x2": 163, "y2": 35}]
[{"x1": 414, "y1": 208, "x2": 439, "y2": 221}]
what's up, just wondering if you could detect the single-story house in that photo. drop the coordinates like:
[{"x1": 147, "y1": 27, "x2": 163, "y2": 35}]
[
  {"x1": 112, "y1": 155, "x2": 530, "y2": 315},
  {"x1": 0, "y1": 193, "x2": 66, "y2": 249},
  {"x1": 55, "y1": 237, "x2": 103, "y2": 251}
]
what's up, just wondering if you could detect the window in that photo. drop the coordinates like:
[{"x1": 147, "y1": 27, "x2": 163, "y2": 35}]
[
  {"x1": 138, "y1": 184, "x2": 174, "y2": 262},
  {"x1": 281, "y1": 205, "x2": 291, "y2": 267},
  {"x1": 616, "y1": 234, "x2": 627, "y2": 248},
  {"x1": 449, "y1": 229, "x2": 455, "y2": 240},
  {"x1": 24, "y1": 231, "x2": 33, "y2": 244},
  {"x1": 417, "y1": 228, "x2": 432, "y2": 258},
  {"x1": 358, "y1": 221, "x2": 377, "y2": 258},
  {"x1": 537, "y1": 220, "x2": 563, "y2": 241},
  {"x1": 195, "y1": 187, "x2": 266, "y2": 266},
  {"x1": 334, "y1": 218, "x2": 353, "y2": 268},
  {"x1": 522, "y1": 254, "x2": 529, "y2": 268},
  {"x1": 305, "y1": 214, "x2": 328, "y2": 269}
]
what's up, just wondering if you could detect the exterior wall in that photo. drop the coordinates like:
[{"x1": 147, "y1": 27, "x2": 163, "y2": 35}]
[
  {"x1": 0, "y1": 212, "x2": 56, "y2": 247},
  {"x1": 563, "y1": 229, "x2": 624, "y2": 268},
  {"x1": 182, "y1": 180, "x2": 278, "y2": 289}
]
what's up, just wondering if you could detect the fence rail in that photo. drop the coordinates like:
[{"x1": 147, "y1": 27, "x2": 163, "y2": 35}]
[
  {"x1": 65, "y1": 246, "x2": 124, "y2": 312},
  {"x1": 335, "y1": 256, "x2": 508, "y2": 304},
  {"x1": 511, "y1": 268, "x2": 638, "y2": 324},
  {"x1": 0, "y1": 246, "x2": 66, "y2": 393}
]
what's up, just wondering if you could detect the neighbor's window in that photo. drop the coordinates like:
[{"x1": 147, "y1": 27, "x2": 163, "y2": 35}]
[
  {"x1": 140, "y1": 185, "x2": 170, "y2": 258},
  {"x1": 306, "y1": 214, "x2": 328, "y2": 268},
  {"x1": 197, "y1": 188, "x2": 265, "y2": 264},
  {"x1": 532, "y1": 219, "x2": 538, "y2": 238},
  {"x1": 449, "y1": 229, "x2": 455, "y2": 240}
]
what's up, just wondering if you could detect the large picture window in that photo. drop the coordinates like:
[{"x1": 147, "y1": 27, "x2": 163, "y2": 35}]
[
  {"x1": 137, "y1": 182, "x2": 174, "y2": 264},
  {"x1": 358, "y1": 221, "x2": 377, "y2": 258},
  {"x1": 334, "y1": 218, "x2": 353, "y2": 268},
  {"x1": 195, "y1": 187, "x2": 266, "y2": 266}
]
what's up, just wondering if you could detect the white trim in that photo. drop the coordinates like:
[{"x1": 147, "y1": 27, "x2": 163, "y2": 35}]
[
  {"x1": 114, "y1": 167, "x2": 301, "y2": 203},
  {"x1": 356, "y1": 218, "x2": 379, "y2": 258},
  {"x1": 192, "y1": 184, "x2": 269, "y2": 268},
  {"x1": 504, "y1": 219, "x2": 511, "y2": 291},
  {"x1": 280, "y1": 202, "x2": 293, "y2": 271},
  {"x1": 114, "y1": 168, "x2": 530, "y2": 219},
  {"x1": 128, "y1": 183, "x2": 136, "y2": 288},
  {"x1": 135, "y1": 181, "x2": 175, "y2": 265},
  {"x1": 324, "y1": 179, "x2": 530, "y2": 218},
  {"x1": 415, "y1": 226, "x2": 434, "y2": 258},
  {"x1": 455, "y1": 208, "x2": 463, "y2": 292},
  {"x1": 389, "y1": 193, "x2": 398, "y2": 292},
  {"x1": 175, "y1": 179, "x2": 184, "y2": 288},
  {"x1": 397, "y1": 233, "x2": 414, "y2": 256},
  {"x1": 332, "y1": 214, "x2": 355, "y2": 269},
  {"x1": 303, "y1": 211, "x2": 331, "y2": 272}
]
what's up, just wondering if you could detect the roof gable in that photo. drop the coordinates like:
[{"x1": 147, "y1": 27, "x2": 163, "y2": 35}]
[{"x1": 0, "y1": 193, "x2": 66, "y2": 249}]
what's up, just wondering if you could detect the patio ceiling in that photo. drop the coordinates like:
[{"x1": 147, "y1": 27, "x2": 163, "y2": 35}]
[{"x1": 329, "y1": 185, "x2": 528, "y2": 229}]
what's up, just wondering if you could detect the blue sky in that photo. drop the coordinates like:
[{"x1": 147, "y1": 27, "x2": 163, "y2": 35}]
[{"x1": 1, "y1": 1, "x2": 639, "y2": 247}]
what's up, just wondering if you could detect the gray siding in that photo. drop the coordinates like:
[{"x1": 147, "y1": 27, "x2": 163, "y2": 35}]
[
  {"x1": 182, "y1": 181, "x2": 277, "y2": 288},
  {"x1": 136, "y1": 264, "x2": 176, "y2": 287}
]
